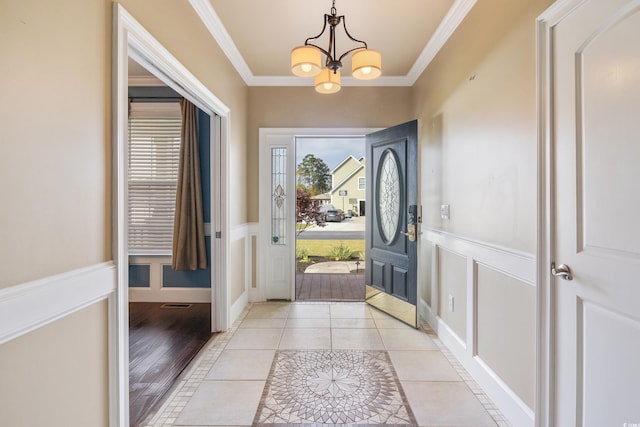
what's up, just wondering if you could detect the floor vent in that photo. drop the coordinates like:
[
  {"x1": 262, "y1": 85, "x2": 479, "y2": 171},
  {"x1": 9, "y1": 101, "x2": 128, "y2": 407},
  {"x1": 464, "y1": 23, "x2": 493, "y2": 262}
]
[{"x1": 160, "y1": 303, "x2": 193, "y2": 309}]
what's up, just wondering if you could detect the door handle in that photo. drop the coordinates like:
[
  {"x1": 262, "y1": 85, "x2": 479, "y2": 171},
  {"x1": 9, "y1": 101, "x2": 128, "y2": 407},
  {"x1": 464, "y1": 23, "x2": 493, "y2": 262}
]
[
  {"x1": 401, "y1": 224, "x2": 420, "y2": 242},
  {"x1": 551, "y1": 262, "x2": 573, "y2": 281}
]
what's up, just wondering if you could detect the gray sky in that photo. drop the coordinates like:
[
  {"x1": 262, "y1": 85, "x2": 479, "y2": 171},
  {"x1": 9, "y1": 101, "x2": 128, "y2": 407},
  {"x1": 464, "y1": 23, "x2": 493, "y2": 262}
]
[{"x1": 295, "y1": 137, "x2": 365, "y2": 171}]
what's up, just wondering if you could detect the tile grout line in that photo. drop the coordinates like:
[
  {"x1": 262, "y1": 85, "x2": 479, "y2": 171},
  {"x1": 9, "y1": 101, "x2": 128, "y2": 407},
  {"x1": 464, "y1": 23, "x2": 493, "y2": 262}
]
[
  {"x1": 144, "y1": 302, "x2": 510, "y2": 427},
  {"x1": 417, "y1": 320, "x2": 511, "y2": 427},
  {"x1": 144, "y1": 302, "x2": 255, "y2": 427}
]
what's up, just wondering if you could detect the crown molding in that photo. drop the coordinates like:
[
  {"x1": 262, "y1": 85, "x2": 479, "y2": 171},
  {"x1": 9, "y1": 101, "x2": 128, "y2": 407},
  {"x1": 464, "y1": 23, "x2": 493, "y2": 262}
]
[
  {"x1": 406, "y1": 0, "x2": 478, "y2": 85},
  {"x1": 190, "y1": 0, "x2": 476, "y2": 88},
  {"x1": 189, "y1": 0, "x2": 254, "y2": 84},
  {"x1": 246, "y1": 75, "x2": 413, "y2": 87}
]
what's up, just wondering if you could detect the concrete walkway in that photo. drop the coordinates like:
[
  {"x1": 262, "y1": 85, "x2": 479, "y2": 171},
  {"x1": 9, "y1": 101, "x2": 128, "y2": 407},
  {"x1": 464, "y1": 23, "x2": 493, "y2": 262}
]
[
  {"x1": 305, "y1": 215, "x2": 365, "y2": 232},
  {"x1": 304, "y1": 260, "x2": 364, "y2": 274}
]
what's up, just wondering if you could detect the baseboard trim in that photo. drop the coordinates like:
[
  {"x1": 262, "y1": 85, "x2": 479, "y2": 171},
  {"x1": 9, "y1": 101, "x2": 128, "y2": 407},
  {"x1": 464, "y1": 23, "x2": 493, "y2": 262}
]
[
  {"x1": 0, "y1": 262, "x2": 116, "y2": 344},
  {"x1": 230, "y1": 291, "x2": 248, "y2": 325},
  {"x1": 419, "y1": 298, "x2": 437, "y2": 330},
  {"x1": 436, "y1": 315, "x2": 534, "y2": 427},
  {"x1": 128, "y1": 287, "x2": 211, "y2": 303}
]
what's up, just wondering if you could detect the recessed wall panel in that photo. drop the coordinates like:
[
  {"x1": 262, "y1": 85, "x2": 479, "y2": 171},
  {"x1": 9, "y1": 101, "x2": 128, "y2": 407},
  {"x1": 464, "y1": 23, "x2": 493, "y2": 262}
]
[
  {"x1": 476, "y1": 264, "x2": 535, "y2": 409},
  {"x1": 437, "y1": 248, "x2": 466, "y2": 341}
]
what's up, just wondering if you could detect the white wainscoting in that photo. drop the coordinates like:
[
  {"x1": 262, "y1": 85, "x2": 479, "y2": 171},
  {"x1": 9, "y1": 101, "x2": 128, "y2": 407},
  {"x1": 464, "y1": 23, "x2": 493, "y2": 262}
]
[
  {"x1": 128, "y1": 255, "x2": 212, "y2": 303},
  {"x1": 229, "y1": 223, "x2": 258, "y2": 325},
  {"x1": 0, "y1": 262, "x2": 117, "y2": 345},
  {"x1": 420, "y1": 227, "x2": 536, "y2": 427}
]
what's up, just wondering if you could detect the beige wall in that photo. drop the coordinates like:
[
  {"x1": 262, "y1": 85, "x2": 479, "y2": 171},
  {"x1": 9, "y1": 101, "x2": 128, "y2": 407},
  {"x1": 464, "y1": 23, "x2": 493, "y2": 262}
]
[
  {"x1": 0, "y1": 1, "x2": 249, "y2": 425},
  {"x1": 0, "y1": 0, "x2": 111, "y2": 289},
  {"x1": 0, "y1": 302, "x2": 109, "y2": 427},
  {"x1": 411, "y1": 0, "x2": 554, "y2": 412},
  {"x1": 246, "y1": 86, "x2": 413, "y2": 222},
  {"x1": 414, "y1": 0, "x2": 552, "y2": 254}
]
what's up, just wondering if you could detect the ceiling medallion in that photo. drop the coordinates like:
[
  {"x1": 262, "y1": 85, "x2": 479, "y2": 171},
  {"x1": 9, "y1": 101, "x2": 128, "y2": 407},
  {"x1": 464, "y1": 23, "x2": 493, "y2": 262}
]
[{"x1": 290, "y1": 0, "x2": 382, "y2": 94}]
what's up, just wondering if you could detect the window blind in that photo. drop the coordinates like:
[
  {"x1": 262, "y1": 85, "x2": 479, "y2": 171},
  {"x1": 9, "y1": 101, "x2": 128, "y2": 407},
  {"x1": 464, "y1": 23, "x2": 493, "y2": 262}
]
[{"x1": 128, "y1": 103, "x2": 181, "y2": 254}]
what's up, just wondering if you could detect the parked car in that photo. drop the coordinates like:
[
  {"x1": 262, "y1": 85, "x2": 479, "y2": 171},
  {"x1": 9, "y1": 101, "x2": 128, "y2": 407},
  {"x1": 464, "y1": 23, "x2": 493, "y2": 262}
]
[{"x1": 324, "y1": 209, "x2": 344, "y2": 222}]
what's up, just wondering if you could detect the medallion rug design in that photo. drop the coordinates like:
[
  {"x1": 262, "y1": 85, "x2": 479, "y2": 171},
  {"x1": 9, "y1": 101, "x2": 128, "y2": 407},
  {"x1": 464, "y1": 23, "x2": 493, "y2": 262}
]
[{"x1": 254, "y1": 350, "x2": 417, "y2": 426}]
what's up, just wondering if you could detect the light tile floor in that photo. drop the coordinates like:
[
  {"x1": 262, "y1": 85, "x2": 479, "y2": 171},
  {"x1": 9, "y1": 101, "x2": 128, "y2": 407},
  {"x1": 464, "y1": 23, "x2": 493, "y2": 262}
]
[{"x1": 144, "y1": 302, "x2": 511, "y2": 427}]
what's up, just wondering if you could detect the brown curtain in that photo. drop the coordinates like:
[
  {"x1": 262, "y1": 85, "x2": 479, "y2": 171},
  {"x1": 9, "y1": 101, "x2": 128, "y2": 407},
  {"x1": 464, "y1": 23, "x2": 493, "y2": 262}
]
[{"x1": 172, "y1": 98, "x2": 207, "y2": 270}]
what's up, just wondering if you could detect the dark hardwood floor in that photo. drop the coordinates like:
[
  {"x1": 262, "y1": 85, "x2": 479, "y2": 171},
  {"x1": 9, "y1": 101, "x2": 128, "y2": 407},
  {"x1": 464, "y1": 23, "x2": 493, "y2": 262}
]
[
  {"x1": 129, "y1": 302, "x2": 213, "y2": 427},
  {"x1": 295, "y1": 273, "x2": 365, "y2": 301}
]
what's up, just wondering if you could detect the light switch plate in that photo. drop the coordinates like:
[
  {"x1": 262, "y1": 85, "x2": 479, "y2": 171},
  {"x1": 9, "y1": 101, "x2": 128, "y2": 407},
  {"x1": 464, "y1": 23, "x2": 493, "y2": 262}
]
[{"x1": 441, "y1": 204, "x2": 450, "y2": 220}]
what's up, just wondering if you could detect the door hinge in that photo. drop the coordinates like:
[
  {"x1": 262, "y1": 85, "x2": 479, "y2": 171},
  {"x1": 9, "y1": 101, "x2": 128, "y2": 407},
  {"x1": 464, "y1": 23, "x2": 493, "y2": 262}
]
[{"x1": 215, "y1": 231, "x2": 222, "y2": 239}]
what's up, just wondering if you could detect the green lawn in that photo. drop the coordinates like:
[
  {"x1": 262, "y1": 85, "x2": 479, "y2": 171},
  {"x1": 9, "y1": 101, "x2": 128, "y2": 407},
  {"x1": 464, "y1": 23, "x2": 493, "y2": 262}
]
[{"x1": 296, "y1": 239, "x2": 365, "y2": 259}]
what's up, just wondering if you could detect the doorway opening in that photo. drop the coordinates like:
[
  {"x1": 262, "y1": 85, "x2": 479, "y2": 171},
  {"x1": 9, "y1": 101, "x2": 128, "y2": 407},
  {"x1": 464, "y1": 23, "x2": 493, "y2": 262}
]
[
  {"x1": 126, "y1": 58, "x2": 216, "y2": 426},
  {"x1": 113, "y1": 5, "x2": 231, "y2": 425},
  {"x1": 294, "y1": 136, "x2": 366, "y2": 302}
]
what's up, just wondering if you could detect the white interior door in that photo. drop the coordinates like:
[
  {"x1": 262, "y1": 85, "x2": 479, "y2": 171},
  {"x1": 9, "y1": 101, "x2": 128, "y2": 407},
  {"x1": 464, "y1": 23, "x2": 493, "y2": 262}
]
[{"x1": 552, "y1": 1, "x2": 640, "y2": 425}]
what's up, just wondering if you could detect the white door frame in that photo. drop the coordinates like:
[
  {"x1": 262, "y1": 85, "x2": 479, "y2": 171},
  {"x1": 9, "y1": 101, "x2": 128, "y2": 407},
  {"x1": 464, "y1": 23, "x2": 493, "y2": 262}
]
[
  {"x1": 112, "y1": 4, "x2": 230, "y2": 425},
  {"x1": 536, "y1": 1, "x2": 588, "y2": 426},
  {"x1": 257, "y1": 128, "x2": 377, "y2": 302}
]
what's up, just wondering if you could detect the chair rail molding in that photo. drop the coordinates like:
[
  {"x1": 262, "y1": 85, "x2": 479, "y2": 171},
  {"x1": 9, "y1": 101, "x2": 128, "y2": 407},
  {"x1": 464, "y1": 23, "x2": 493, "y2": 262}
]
[{"x1": 0, "y1": 262, "x2": 116, "y2": 345}]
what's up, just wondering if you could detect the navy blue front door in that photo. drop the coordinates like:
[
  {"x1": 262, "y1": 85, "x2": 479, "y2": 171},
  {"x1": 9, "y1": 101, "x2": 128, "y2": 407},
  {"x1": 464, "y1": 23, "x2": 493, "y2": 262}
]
[{"x1": 365, "y1": 120, "x2": 418, "y2": 326}]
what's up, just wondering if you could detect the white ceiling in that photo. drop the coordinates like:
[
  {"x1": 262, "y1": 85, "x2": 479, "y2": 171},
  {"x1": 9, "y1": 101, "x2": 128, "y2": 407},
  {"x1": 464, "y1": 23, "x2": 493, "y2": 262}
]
[
  {"x1": 129, "y1": 0, "x2": 478, "y2": 88},
  {"x1": 192, "y1": 0, "x2": 477, "y2": 87}
]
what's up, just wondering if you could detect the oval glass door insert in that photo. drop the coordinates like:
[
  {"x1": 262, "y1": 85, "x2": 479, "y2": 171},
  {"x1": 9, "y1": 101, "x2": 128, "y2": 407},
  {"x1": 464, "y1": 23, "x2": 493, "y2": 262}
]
[{"x1": 377, "y1": 149, "x2": 401, "y2": 243}]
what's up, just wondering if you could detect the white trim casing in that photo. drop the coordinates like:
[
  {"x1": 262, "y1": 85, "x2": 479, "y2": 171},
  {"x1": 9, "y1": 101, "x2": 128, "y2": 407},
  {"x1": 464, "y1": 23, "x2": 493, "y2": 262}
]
[
  {"x1": 257, "y1": 128, "x2": 379, "y2": 303},
  {"x1": 419, "y1": 227, "x2": 536, "y2": 427},
  {"x1": 535, "y1": 2, "x2": 589, "y2": 427},
  {"x1": 0, "y1": 262, "x2": 116, "y2": 345}
]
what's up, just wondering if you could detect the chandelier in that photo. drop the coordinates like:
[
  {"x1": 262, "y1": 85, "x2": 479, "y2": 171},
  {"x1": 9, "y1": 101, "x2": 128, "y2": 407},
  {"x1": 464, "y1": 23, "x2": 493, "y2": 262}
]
[{"x1": 290, "y1": 0, "x2": 382, "y2": 94}]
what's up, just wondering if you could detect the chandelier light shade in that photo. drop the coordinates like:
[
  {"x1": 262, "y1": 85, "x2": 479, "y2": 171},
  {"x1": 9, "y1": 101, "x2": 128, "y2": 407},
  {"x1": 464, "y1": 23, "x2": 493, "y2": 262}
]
[
  {"x1": 291, "y1": 0, "x2": 381, "y2": 94},
  {"x1": 291, "y1": 46, "x2": 322, "y2": 77},
  {"x1": 314, "y1": 68, "x2": 341, "y2": 94},
  {"x1": 351, "y1": 49, "x2": 382, "y2": 80}
]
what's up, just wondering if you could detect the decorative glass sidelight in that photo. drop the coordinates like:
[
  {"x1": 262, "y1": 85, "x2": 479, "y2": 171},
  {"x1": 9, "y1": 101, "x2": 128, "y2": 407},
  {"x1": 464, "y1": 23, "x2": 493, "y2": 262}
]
[
  {"x1": 271, "y1": 147, "x2": 287, "y2": 245},
  {"x1": 377, "y1": 149, "x2": 401, "y2": 243}
]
